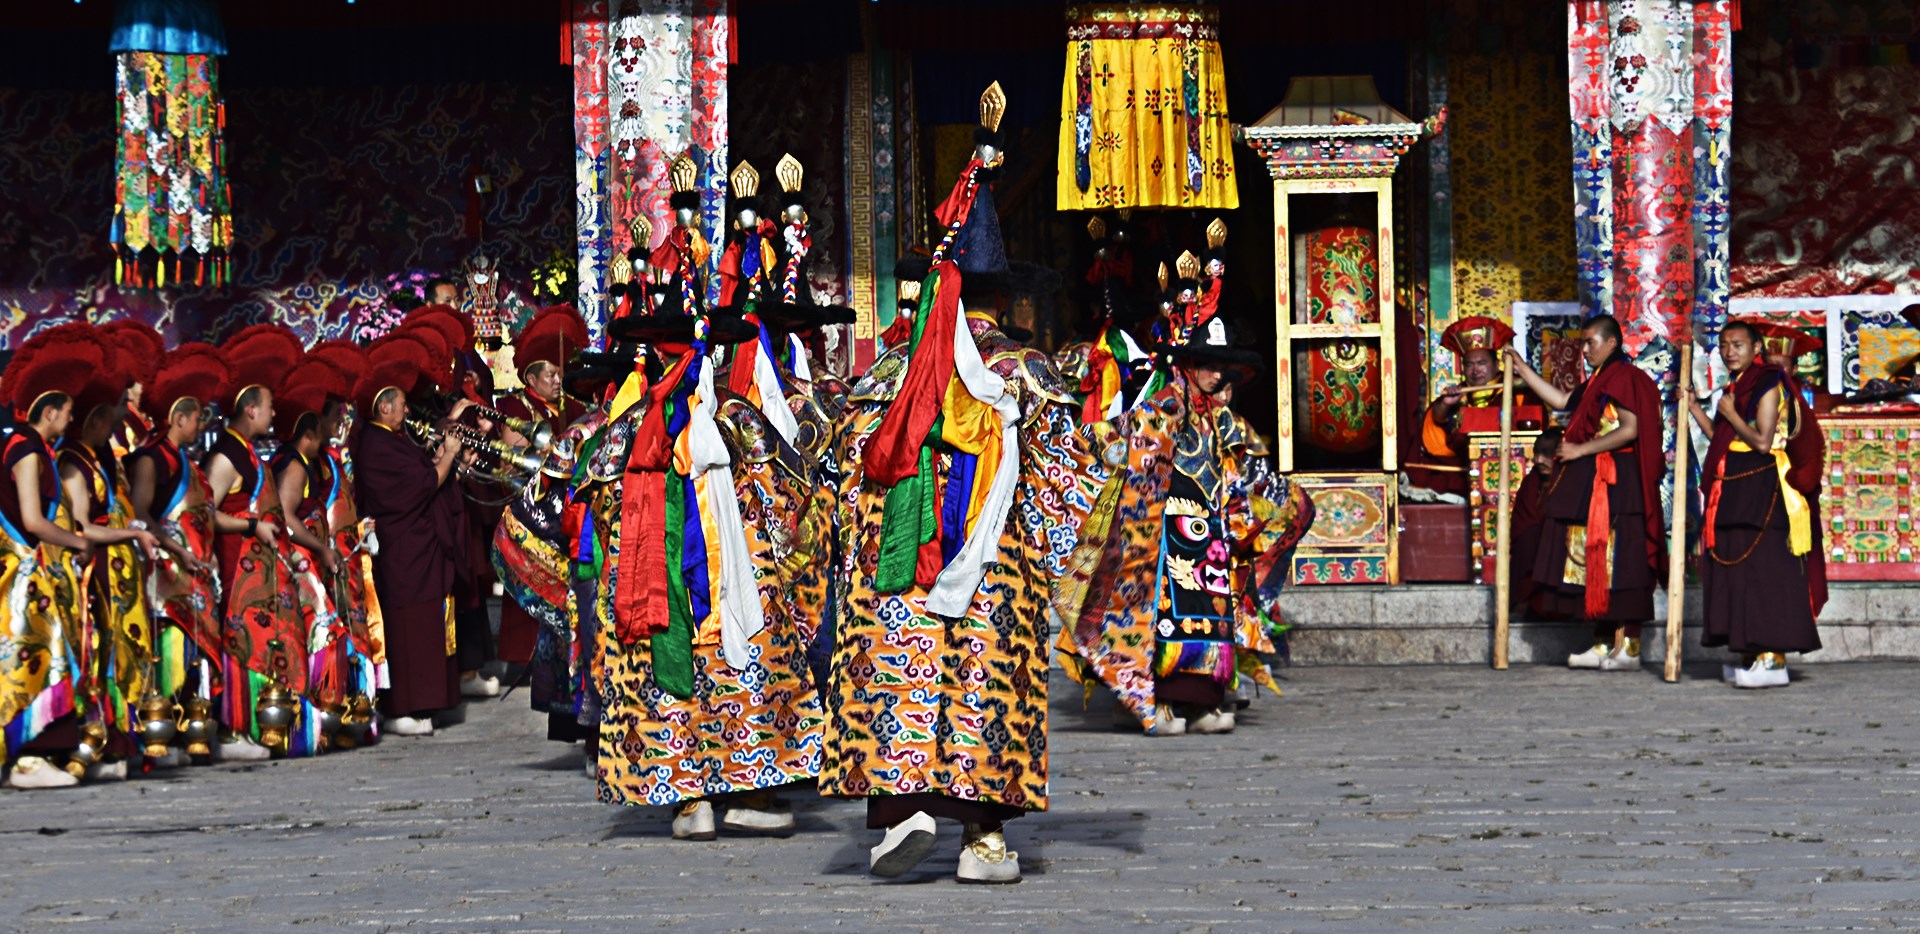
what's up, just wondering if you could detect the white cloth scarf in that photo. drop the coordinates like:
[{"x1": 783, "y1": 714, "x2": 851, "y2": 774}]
[
  {"x1": 688, "y1": 355, "x2": 766, "y2": 669},
  {"x1": 925, "y1": 299, "x2": 1022, "y2": 618},
  {"x1": 1108, "y1": 328, "x2": 1147, "y2": 420},
  {"x1": 749, "y1": 333, "x2": 802, "y2": 446}
]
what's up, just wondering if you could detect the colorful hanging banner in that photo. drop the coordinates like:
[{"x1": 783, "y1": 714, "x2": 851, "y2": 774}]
[{"x1": 112, "y1": 50, "x2": 232, "y2": 289}]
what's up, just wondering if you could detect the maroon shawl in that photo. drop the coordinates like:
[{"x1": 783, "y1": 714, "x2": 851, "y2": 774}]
[
  {"x1": 1703, "y1": 363, "x2": 1825, "y2": 616},
  {"x1": 1561, "y1": 353, "x2": 1665, "y2": 615}
]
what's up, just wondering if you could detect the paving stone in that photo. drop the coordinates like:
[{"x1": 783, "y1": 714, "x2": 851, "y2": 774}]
[{"x1": 5, "y1": 665, "x2": 1919, "y2": 931}]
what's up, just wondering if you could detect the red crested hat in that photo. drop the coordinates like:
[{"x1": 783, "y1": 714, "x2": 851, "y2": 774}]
[
  {"x1": 1441, "y1": 315, "x2": 1516, "y2": 360},
  {"x1": 1, "y1": 323, "x2": 110, "y2": 419},
  {"x1": 1741, "y1": 319, "x2": 1824, "y2": 360},
  {"x1": 220, "y1": 323, "x2": 305, "y2": 406},
  {"x1": 513, "y1": 304, "x2": 589, "y2": 375},
  {"x1": 307, "y1": 339, "x2": 370, "y2": 395},
  {"x1": 273, "y1": 358, "x2": 351, "y2": 441},
  {"x1": 100, "y1": 319, "x2": 165, "y2": 388},
  {"x1": 74, "y1": 334, "x2": 135, "y2": 424},
  {"x1": 147, "y1": 343, "x2": 232, "y2": 424},
  {"x1": 394, "y1": 323, "x2": 457, "y2": 392},
  {"x1": 404, "y1": 305, "x2": 474, "y2": 369},
  {"x1": 362, "y1": 335, "x2": 433, "y2": 411}
]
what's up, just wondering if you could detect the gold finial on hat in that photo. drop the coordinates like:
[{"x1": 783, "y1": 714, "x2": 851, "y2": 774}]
[
  {"x1": 1206, "y1": 218, "x2": 1227, "y2": 251},
  {"x1": 1157, "y1": 261, "x2": 1169, "y2": 292},
  {"x1": 1117, "y1": 208, "x2": 1133, "y2": 222},
  {"x1": 610, "y1": 252, "x2": 633, "y2": 285},
  {"x1": 669, "y1": 153, "x2": 699, "y2": 193},
  {"x1": 1086, "y1": 216, "x2": 1107, "y2": 241},
  {"x1": 1175, "y1": 250, "x2": 1200, "y2": 280},
  {"x1": 898, "y1": 279, "x2": 922, "y2": 304},
  {"x1": 774, "y1": 153, "x2": 803, "y2": 195},
  {"x1": 729, "y1": 161, "x2": 760, "y2": 198},
  {"x1": 630, "y1": 216, "x2": 652, "y2": 246},
  {"x1": 979, "y1": 81, "x2": 1007, "y2": 132}
]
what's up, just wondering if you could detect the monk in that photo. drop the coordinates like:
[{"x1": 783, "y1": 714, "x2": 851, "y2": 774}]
[
  {"x1": 1506, "y1": 315, "x2": 1664, "y2": 671},
  {"x1": 1406, "y1": 315, "x2": 1534, "y2": 497},
  {"x1": 1689, "y1": 321, "x2": 1822, "y2": 688},
  {"x1": 353, "y1": 378, "x2": 473, "y2": 737}
]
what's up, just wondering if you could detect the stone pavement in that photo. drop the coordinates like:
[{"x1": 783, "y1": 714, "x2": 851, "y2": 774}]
[{"x1": 6, "y1": 663, "x2": 1920, "y2": 932}]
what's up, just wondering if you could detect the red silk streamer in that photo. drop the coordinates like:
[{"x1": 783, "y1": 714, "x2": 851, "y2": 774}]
[
  {"x1": 864, "y1": 265, "x2": 961, "y2": 486},
  {"x1": 613, "y1": 350, "x2": 695, "y2": 643},
  {"x1": 1583, "y1": 451, "x2": 1617, "y2": 618}
]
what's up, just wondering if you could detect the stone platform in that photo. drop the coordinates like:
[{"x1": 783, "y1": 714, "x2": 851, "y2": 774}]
[{"x1": 1281, "y1": 582, "x2": 1920, "y2": 665}]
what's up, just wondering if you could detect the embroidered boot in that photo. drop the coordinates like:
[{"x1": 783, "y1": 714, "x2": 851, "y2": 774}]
[
  {"x1": 956, "y1": 824, "x2": 1021, "y2": 884},
  {"x1": 721, "y1": 789, "x2": 796, "y2": 835},
  {"x1": 671, "y1": 800, "x2": 717, "y2": 840},
  {"x1": 3, "y1": 756, "x2": 79, "y2": 789},
  {"x1": 1597, "y1": 638, "x2": 1643, "y2": 671},
  {"x1": 869, "y1": 811, "x2": 937, "y2": 878},
  {"x1": 1733, "y1": 652, "x2": 1790, "y2": 689}
]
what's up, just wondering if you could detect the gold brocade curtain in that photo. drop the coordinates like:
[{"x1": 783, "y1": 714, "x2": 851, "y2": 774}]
[{"x1": 1056, "y1": 4, "x2": 1238, "y2": 211}]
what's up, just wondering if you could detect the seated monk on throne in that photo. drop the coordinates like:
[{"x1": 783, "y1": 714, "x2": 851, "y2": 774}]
[{"x1": 1404, "y1": 315, "x2": 1540, "y2": 496}]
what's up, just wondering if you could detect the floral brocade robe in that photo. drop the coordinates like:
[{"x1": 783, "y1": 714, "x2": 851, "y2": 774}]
[
  {"x1": 147, "y1": 456, "x2": 223, "y2": 672},
  {"x1": 595, "y1": 390, "x2": 829, "y2": 807},
  {"x1": 820, "y1": 320, "x2": 1090, "y2": 812},
  {"x1": 0, "y1": 462, "x2": 84, "y2": 756},
  {"x1": 1051, "y1": 376, "x2": 1315, "y2": 733},
  {"x1": 64, "y1": 446, "x2": 156, "y2": 733}
]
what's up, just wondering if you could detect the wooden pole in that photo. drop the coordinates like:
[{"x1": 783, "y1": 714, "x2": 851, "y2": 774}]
[
  {"x1": 1493, "y1": 353, "x2": 1515, "y2": 670},
  {"x1": 1664, "y1": 343, "x2": 1694, "y2": 683}
]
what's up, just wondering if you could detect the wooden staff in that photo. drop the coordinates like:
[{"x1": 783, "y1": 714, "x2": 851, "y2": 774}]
[
  {"x1": 1664, "y1": 343, "x2": 1694, "y2": 683},
  {"x1": 1493, "y1": 353, "x2": 1515, "y2": 670}
]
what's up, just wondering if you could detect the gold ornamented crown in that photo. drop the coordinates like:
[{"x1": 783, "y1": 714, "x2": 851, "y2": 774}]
[
  {"x1": 1157, "y1": 261, "x2": 1169, "y2": 292},
  {"x1": 610, "y1": 252, "x2": 632, "y2": 285},
  {"x1": 729, "y1": 161, "x2": 760, "y2": 198},
  {"x1": 1206, "y1": 218, "x2": 1227, "y2": 250},
  {"x1": 1175, "y1": 250, "x2": 1200, "y2": 280},
  {"x1": 669, "y1": 153, "x2": 698, "y2": 193},
  {"x1": 898, "y1": 279, "x2": 922, "y2": 304},
  {"x1": 630, "y1": 216, "x2": 652, "y2": 245},
  {"x1": 1086, "y1": 216, "x2": 1107, "y2": 240},
  {"x1": 775, "y1": 153, "x2": 803, "y2": 194},
  {"x1": 979, "y1": 81, "x2": 1007, "y2": 132}
]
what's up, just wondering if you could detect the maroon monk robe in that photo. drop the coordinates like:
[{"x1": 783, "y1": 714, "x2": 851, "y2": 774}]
[
  {"x1": 1559, "y1": 352, "x2": 1665, "y2": 617},
  {"x1": 1701, "y1": 363, "x2": 1827, "y2": 620},
  {"x1": 352, "y1": 422, "x2": 461, "y2": 718}
]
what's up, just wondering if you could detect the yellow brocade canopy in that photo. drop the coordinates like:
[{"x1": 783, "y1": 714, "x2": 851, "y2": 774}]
[{"x1": 1057, "y1": 4, "x2": 1239, "y2": 211}]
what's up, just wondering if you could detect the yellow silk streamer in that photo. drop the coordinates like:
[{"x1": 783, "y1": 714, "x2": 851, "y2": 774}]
[{"x1": 1727, "y1": 430, "x2": 1811, "y2": 558}]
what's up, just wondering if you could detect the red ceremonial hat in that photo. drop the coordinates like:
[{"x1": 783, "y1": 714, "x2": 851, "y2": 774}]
[
  {"x1": 306, "y1": 339, "x2": 370, "y2": 395},
  {"x1": 74, "y1": 330, "x2": 135, "y2": 424},
  {"x1": 273, "y1": 358, "x2": 351, "y2": 441},
  {"x1": 1441, "y1": 315, "x2": 1517, "y2": 359},
  {"x1": 1742, "y1": 319, "x2": 1824, "y2": 360},
  {"x1": 99, "y1": 319, "x2": 165, "y2": 388},
  {"x1": 394, "y1": 323, "x2": 456, "y2": 392},
  {"x1": 220, "y1": 323, "x2": 305, "y2": 406},
  {"x1": 1, "y1": 323, "x2": 110, "y2": 419},
  {"x1": 404, "y1": 305, "x2": 474, "y2": 367},
  {"x1": 361, "y1": 335, "x2": 433, "y2": 412},
  {"x1": 147, "y1": 343, "x2": 233, "y2": 423},
  {"x1": 514, "y1": 304, "x2": 590, "y2": 375}
]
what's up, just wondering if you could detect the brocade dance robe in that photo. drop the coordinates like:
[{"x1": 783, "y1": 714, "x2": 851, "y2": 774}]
[
  {"x1": 593, "y1": 355, "x2": 829, "y2": 807},
  {"x1": 1530, "y1": 354, "x2": 1665, "y2": 623},
  {"x1": 131, "y1": 437, "x2": 222, "y2": 697},
  {"x1": 271, "y1": 448, "x2": 352, "y2": 718},
  {"x1": 1052, "y1": 374, "x2": 1315, "y2": 730},
  {"x1": 206, "y1": 430, "x2": 307, "y2": 735},
  {"x1": 820, "y1": 313, "x2": 1090, "y2": 814},
  {"x1": 0, "y1": 430, "x2": 84, "y2": 757},
  {"x1": 61, "y1": 442, "x2": 155, "y2": 745},
  {"x1": 352, "y1": 422, "x2": 460, "y2": 718},
  {"x1": 493, "y1": 410, "x2": 605, "y2": 743},
  {"x1": 325, "y1": 444, "x2": 385, "y2": 680},
  {"x1": 492, "y1": 389, "x2": 586, "y2": 665},
  {"x1": 1699, "y1": 365, "x2": 1822, "y2": 654}
]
